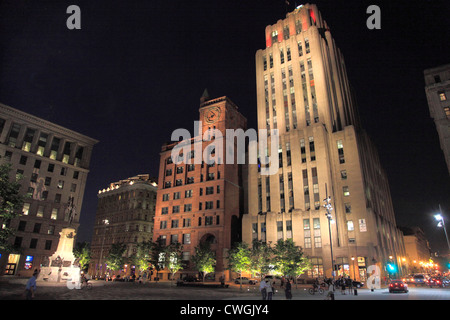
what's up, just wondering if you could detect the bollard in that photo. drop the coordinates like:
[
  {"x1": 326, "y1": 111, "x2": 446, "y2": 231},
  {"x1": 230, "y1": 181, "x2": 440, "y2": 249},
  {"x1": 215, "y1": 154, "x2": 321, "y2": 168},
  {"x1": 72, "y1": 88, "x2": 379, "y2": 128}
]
[
  {"x1": 330, "y1": 292, "x2": 335, "y2": 300},
  {"x1": 354, "y1": 289, "x2": 358, "y2": 295}
]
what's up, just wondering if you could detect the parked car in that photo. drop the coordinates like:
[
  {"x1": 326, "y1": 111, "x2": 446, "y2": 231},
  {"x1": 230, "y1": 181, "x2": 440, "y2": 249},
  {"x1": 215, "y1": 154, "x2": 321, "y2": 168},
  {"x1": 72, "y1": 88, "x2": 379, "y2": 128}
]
[
  {"x1": 352, "y1": 280, "x2": 364, "y2": 288},
  {"x1": 389, "y1": 279, "x2": 408, "y2": 293},
  {"x1": 234, "y1": 277, "x2": 258, "y2": 285}
]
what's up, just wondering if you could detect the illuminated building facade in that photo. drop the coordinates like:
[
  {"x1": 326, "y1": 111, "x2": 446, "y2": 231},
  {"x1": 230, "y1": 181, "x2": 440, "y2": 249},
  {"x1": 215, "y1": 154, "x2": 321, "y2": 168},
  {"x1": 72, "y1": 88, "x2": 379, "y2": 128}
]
[
  {"x1": 90, "y1": 174, "x2": 157, "y2": 278},
  {"x1": 424, "y1": 63, "x2": 450, "y2": 174},
  {"x1": 0, "y1": 102, "x2": 98, "y2": 277},
  {"x1": 399, "y1": 227, "x2": 431, "y2": 274},
  {"x1": 242, "y1": 4, "x2": 406, "y2": 281},
  {"x1": 153, "y1": 94, "x2": 247, "y2": 281}
]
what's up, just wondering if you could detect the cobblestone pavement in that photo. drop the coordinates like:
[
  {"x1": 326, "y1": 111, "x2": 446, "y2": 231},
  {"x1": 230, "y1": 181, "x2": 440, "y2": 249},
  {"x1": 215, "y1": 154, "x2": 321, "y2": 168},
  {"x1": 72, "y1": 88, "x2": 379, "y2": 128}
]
[{"x1": 1, "y1": 279, "x2": 449, "y2": 300}]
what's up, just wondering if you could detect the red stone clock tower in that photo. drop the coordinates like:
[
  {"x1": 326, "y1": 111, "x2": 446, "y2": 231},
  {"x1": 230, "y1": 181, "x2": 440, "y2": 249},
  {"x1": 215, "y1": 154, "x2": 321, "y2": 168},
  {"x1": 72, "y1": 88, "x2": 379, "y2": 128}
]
[{"x1": 153, "y1": 92, "x2": 247, "y2": 281}]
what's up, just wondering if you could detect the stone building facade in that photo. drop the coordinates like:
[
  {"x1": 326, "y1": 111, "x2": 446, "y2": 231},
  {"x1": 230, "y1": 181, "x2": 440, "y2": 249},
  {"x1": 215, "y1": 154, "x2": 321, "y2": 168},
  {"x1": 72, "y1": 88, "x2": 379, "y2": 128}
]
[
  {"x1": 242, "y1": 4, "x2": 406, "y2": 282},
  {"x1": 0, "y1": 102, "x2": 98, "y2": 277},
  {"x1": 424, "y1": 63, "x2": 450, "y2": 174},
  {"x1": 152, "y1": 94, "x2": 247, "y2": 281},
  {"x1": 89, "y1": 174, "x2": 157, "y2": 278}
]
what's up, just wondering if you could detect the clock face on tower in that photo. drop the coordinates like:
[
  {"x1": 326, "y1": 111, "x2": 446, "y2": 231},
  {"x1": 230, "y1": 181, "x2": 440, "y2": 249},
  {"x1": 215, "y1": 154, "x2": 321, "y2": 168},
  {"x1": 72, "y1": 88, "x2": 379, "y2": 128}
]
[{"x1": 204, "y1": 106, "x2": 221, "y2": 124}]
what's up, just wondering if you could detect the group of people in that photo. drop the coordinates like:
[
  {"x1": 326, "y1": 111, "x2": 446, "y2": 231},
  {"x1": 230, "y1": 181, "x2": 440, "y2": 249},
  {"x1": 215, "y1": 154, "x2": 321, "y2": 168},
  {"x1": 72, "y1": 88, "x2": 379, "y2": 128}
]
[
  {"x1": 259, "y1": 278, "x2": 293, "y2": 300},
  {"x1": 259, "y1": 276, "x2": 357, "y2": 300}
]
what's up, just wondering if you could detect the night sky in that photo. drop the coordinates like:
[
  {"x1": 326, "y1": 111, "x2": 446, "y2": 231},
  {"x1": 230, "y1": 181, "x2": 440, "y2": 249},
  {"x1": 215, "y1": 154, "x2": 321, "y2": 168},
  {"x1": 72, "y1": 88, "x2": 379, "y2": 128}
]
[{"x1": 0, "y1": 0, "x2": 449, "y2": 253}]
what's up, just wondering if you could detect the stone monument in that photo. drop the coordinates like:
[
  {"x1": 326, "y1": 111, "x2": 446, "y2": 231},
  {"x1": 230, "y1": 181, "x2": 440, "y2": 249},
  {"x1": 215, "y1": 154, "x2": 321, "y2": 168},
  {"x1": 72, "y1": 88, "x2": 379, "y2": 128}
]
[{"x1": 37, "y1": 227, "x2": 80, "y2": 284}]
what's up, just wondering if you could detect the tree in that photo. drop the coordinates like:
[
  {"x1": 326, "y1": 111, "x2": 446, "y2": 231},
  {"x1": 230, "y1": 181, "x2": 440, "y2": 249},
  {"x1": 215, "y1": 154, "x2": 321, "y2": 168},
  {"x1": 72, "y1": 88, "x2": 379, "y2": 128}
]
[
  {"x1": 0, "y1": 162, "x2": 25, "y2": 253},
  {"x1": 73, "y1": 241, "x2": 91, "y2": 272},
  {"x1": 130, "y1": 240, "x2": 153, "y2": 274},
  {"x1": 165, "y1": 242, "x2": 184, "y2": 284},
  {"x1": 272, "y1": 238, "x2": 311, "y2": 287},
  {"x1": 250, "y1": 239, "x2": 274, "y2": 279},
  {"x1": 227, "y1": 242, "x2": 251, "y2": 290},
  {"x1": 104, "y1": 243, "x2": 127, "y2": 273},
  {"x1": 149, "y1": 239, "x2": 166, "y2": 280},
  {"x1": 191, "y1": 242, "x2": 216, "y2": 282}
]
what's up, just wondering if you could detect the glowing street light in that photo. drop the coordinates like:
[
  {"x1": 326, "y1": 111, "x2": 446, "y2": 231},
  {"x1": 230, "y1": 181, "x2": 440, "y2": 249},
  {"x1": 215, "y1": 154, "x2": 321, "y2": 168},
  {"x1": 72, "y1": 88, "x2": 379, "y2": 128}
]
[
  {"x1": 434, "y1": 205, "x2": 450, "y2": 254},
  {"x1": 97, "y1": 218, "x2": 110, "y2": 278},
  {"x1": 323, "y1": 183, "x2": 335, "y2": 281}
]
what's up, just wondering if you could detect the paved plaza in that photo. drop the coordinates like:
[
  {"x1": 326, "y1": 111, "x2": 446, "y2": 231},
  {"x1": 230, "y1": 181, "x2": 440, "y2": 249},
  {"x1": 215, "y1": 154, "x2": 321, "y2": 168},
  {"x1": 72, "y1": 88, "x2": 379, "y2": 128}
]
[{"x1": 1, "y1": 278, "x2": 450, "y2": 300}]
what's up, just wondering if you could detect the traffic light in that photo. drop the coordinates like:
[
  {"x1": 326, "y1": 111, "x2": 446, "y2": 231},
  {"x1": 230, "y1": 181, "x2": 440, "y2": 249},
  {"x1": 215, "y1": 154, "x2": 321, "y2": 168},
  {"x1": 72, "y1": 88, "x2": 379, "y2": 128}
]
[{"x1": 387, "y1": 263, "x2": 397, "y2": 273}]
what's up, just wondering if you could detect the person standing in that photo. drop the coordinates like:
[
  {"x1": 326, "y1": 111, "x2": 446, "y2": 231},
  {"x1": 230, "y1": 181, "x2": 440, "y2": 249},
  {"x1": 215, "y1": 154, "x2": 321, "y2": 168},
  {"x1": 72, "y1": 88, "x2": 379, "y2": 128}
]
[
  {"x1": 266, "y1": 280, "x2": 273, "y2": 300},
  {"x1": 260, "y1": 279, "x2": 267, "y2": 300},
  {"x1": 25, "y1": 269, "x2": 39, "y2": 300},
  {"x1": 285, "y1": 279, "x2": 292, "y2": 300}
]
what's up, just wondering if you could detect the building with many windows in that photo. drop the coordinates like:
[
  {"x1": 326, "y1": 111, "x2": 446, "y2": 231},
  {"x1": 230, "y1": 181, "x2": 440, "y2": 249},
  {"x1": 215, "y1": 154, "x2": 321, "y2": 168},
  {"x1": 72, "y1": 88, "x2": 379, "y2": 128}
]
[
  {"x1": 152, "y1": 93, "x2": 247, "y2": 281},
  {"x1": 242, "y1": 4, "x2": 406, "y2": 282},
  {"x1": 0, "y1": 102, "x2": 98, "y2": 277},
  {"x1": 89, "y1": 174, "x2": 157, "y2": 278},
  {"x1": 424, "y1": 63, "x2": 450, "y2": 174},
  {"x1": 399, "y1": 226, "x2": 431, "y2": 274}
]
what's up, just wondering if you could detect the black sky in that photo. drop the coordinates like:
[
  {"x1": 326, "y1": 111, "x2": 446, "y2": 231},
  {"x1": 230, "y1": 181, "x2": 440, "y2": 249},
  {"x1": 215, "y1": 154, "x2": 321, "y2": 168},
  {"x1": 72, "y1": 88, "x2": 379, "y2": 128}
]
[{"x1": 0, "y1": 0, "x2": 449, "y2": 253}]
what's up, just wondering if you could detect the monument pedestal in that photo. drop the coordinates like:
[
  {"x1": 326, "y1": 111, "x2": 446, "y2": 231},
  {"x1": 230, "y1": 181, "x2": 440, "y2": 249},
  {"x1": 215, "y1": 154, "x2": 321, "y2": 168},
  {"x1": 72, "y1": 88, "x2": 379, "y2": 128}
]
[{"x1": 37, "y1": 227, "x2": 80, "y2": 285}]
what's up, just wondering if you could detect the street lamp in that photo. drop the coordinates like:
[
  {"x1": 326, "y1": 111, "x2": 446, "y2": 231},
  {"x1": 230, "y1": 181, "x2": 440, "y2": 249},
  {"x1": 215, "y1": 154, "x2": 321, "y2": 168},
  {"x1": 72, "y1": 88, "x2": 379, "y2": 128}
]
[
  {"x1": 98, "y1": 218, "x2": 109, "y2": 278},
  {"x1": 351, "y1": 256, "x2": 356, "y2": 280},
  {"x1": 323, "y1": 184, "x2": 334, "y2": 281},
  {"x1": 434, "y1": 205, "x2": 450, "y2": 253}
]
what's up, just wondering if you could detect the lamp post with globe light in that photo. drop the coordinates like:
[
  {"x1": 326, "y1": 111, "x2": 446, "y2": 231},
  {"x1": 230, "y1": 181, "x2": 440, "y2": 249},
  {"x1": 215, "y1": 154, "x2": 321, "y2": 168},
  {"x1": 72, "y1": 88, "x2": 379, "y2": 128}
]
[
  {"x1": 323, "y1": 184, "x2": 334, "y2": 281},
  {"x1": 434, "y1": 205, "x2": 450, "y2": 254},
  {"x1": 97, "y1": 219, "x2": 109, "y2": 278}
]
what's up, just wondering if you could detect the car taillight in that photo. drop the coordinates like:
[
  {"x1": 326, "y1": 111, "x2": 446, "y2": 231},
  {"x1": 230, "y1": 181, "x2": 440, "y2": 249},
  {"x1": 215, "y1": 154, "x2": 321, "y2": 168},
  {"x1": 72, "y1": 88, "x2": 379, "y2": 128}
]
[
  {"x1": 389, "y1": 284, "x2": 393, "y2": 287},
  {"x1": 400, "y1": 284, "x2": 403, "y2": 287}
]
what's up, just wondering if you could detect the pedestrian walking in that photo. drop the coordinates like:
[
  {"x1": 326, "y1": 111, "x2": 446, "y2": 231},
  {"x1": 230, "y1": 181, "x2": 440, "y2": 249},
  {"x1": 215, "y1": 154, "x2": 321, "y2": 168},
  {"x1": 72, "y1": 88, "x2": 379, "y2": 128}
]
[
  {"x1": 25, "y1": 269, "x2": 39, "y2": 300},
  {"x1": 260, "y1": 279, "x2": 267, "y2": 300},
  {"x1": 341, "y1": 277, "x2": 346, "y2": 294},
  {"x1": 285, "y1": 279, "x2": 292, "y2": 300}
]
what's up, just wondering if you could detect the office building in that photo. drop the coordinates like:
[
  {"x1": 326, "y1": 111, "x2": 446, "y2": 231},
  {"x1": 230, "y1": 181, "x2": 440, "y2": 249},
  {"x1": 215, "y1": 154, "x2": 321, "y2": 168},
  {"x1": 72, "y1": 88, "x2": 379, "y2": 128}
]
[
  {"x1": 153, "y1": 93, "x2": 247, "y2": 281},
  {"x1": 90, "y1": 174, "x2": 157, "y2": 277},
  {"x1": 242, "y1": 4, "x2": 406, "y2": 281},
  {"x1": 424, "y1": 63, "x2": 450, "y2": 174},
  {"x1": 0, "y1": 102, "x2": 98, "y2": 277}
]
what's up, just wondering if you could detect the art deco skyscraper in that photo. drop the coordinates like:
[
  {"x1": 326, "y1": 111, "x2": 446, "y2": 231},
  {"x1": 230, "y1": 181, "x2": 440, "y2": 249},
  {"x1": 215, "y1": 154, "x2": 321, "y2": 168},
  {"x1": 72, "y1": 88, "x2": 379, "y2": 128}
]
[{"x1": 242, "y1": 4, "x2": 406, "y2": 281}]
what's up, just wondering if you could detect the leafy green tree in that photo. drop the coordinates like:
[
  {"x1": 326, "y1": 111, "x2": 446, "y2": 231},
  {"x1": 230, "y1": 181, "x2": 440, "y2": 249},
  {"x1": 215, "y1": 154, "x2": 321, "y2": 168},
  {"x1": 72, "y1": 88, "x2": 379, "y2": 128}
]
[
  {"x1": 73, "y1": 241, "x2": 91, "y2": 272},
  {"x1": 0, "y1": 162, "x2": 25, "y2": 253},
  {"x1": 250, "y1": 239, "x2": 274, "y2": 279},
  {"x1": 191, "y1": 242, "x2": 216, "y2": 282},
  {"x1": 130, "y1": 240, "x2": 153, "y2": 274},
  {"x1": 227, "y1": 242, "x2": 252, "y2": 290},
  {"x1": 149, "y1": 240, "x2": 166, "y2": 280},
  {"x1": 165, "y1": 242, "x2": 184, "y2": 284},
  {"x1": 104, "y1": 243, "x2": 127, "y2": 273},
  {"x1": 272, "y1": 238, "x2": 311, "y2": 287}
]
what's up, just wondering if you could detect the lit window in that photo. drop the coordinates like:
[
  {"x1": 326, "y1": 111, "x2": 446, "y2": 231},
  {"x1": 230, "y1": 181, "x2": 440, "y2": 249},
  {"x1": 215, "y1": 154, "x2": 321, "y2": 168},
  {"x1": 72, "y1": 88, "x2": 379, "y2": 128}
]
[
  {"x1": 444, "y1": 107, "x2": 450, "y2": 119},
  {"x1": 347, "y1": 220, "x2": 354, "y2": 231},
  {"x1": 343, "y1": 186, "x2": 350, "y2": 197},
  {"x1": 439, "y1": 92, "x2": 447, "y2": 101},
  {"x1": 22, "y1": 203, "x2": 30, "y2": 216},
  {"x1": 51, "y1": 208, "x2": 58, "y2": 220},
  {"x1": 37, "y1": 206, "x2": 44, "y2": 218}
]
